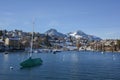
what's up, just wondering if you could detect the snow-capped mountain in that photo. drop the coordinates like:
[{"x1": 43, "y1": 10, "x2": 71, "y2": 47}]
[
  {"x1": 87, "y1": 35, "x2": 102, "y2": 41},
  {"x1": 68, "y1": 30, "x2": 101, "y2": 41},
  {"x1": 68, "y1": 30, "x2": 88, "y2": 39},
  {"x1": 45, "y1": 29, "x2": 101, "y2": 41},
  {"x1": 45, "y1": 29, "x2": 66, "y2": 38}
]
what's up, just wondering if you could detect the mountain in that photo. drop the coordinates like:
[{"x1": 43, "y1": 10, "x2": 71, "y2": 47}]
[
  {"x1": 68, "y1": 30, "x2": 101, "y2": 41},
  {"x1": 45, "y1": 29, "x2": 101, "y2": 41},
  {"x1": 68, "y1": 30, "x2": 88, "y2": 39},
  {"x1": 87, "y1": 35, "x2": 102, "y2": 41},
  {"x1": 45, "y1": 29, "x2": 66, "y2": 38}
]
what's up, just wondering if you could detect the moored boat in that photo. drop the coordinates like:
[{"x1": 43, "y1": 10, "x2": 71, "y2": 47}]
[
  {"x1": 20, "y1": 57, "x2": 43, "y2": 67},
  {"x1": 20, "y1": 20, "x2": 43, "y2": 68}
]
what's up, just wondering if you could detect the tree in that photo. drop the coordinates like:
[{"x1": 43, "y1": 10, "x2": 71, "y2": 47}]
[
  {"x1": 117, "y1": 40, "x2": 120, "y2": 50},
  {"x1": 76, "y1": 39, "x2": 81, "y2": 50},
  {"x1": 0, "y1": 30, "x2": 3, "y2": 36},
  {"x1": 44, "y1": 34, "x2": 51, "y2": 48}
]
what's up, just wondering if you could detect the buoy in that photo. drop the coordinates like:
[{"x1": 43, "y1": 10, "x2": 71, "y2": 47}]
[
  {"x1": 10, "y1": 66, "x2": 13, "y2": 69},
  {"x1": 101, "y1": 52, "x2": 104, "y2": 54}
]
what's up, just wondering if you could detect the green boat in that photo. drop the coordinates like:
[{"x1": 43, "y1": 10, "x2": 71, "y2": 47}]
[
  {"x1": 20, "y1": 20, "x2": 43, "y2": 68},
  {"x1": 20, "y1": 57, "x2": 43, "y2": 67}
]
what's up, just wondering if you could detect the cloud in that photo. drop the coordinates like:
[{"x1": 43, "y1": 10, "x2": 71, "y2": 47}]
[
  {"x1": 0, "y1": 11, "x2": 16, "y2": 27},
  {"x1": 0, "y1": 11, "x2": 14, "y2": 16},
  {"x1": 4, "y1": 12, "x2": 14, "y2": 16},
  {"x1": 105, "y1": 32, "x2": 120, "y2": 39},
  {"x1": 106, "y1": 32, "x2": 120, "y2": 35},
  {"x1": 48, "y1": 21, "x2": 59, "y2": 27}
]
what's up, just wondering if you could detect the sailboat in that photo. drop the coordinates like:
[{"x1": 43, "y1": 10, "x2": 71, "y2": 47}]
[{"x1": 20, "y1": 21, "x2": 43, "y2": 68}]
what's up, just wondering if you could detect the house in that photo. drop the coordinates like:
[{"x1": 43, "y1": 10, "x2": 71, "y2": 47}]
[
  {"x1": 5, "y1": 38, "x2": 21, "y2": 50},
  {"x1": 0, "y1": 39, "x2": 5, "y2": 51}
]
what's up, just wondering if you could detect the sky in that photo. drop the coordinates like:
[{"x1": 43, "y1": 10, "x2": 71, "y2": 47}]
[{"x1": 0, "y1": 0, "x2": 120, "y2": 39}]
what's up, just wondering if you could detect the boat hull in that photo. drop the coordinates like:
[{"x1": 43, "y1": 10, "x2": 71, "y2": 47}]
[{"x1": 20, "y1": 57, "x2": 43, "y2": 68}]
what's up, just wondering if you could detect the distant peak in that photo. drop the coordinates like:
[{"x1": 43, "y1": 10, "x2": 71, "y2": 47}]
[
  {"x1": 75, "y1": 30, "x2": 85, "y2": 34},
  {"x1": 47, "y1": 29, "x2": 57, "y2": 32},
  {"x1": 45, "y1": 28, "x2": 66, "y2": 38}
]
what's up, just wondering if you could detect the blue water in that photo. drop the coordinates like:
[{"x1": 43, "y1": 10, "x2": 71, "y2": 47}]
[{"x1": 0, "y1": 51, "x2": 120, "y2": 80}]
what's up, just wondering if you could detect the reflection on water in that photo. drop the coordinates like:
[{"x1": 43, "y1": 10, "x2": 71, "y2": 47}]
[
  {"x1": 0, "y1": 51, "x2": 120, "y2": 80},
  {"x1": 71, "y1": 53, "x2": 79, "y2": 62},
  {"x1": 61, "y1": 52, "x2": 78, "y2": 62},
  {"x1": 112, "y1": 54, "x2": 116, "y2": 61},
  {"x1": 4, "y1": 54, "x2": 8, "y2": 62}
]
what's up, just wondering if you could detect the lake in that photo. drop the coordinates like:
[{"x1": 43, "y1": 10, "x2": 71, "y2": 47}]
[{"x1": 0, "y1": 51, "x2": 120, "y2": 80}]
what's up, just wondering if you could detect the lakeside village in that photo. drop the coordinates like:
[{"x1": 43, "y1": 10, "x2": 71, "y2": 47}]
[{"x1": 0, "y1": 29, "x2": 120, "y2": 53}]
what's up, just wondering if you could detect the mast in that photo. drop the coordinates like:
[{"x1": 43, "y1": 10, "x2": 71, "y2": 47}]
[{"x1": 30, "y1": 20, "x2": 35, "y2": 57}]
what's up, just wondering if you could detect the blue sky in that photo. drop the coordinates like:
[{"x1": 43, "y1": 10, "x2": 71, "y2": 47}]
[{"x1": 0, "y1": 0, "x2": 120, "y2": 39}]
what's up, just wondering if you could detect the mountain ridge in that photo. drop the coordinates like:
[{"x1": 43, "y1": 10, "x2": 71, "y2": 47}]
[{"x1": 44, "y1": 28, "x2": 102, "y2": 41}]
